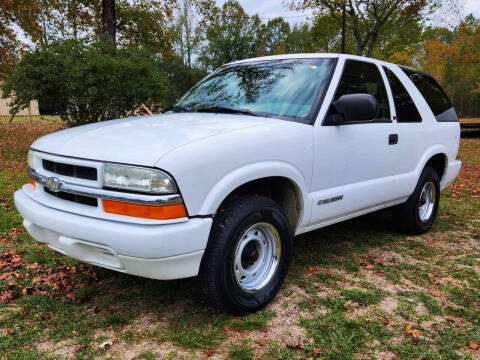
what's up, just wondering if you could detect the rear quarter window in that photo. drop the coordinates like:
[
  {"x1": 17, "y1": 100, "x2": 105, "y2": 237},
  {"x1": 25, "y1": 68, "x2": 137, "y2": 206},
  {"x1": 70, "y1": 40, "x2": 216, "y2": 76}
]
[
  {"x1": 383, "y1": 67, "x2": 421, "y2": 123},
  {"x1": 401, "y1": 67, "x2": 454, "y2": 117}
]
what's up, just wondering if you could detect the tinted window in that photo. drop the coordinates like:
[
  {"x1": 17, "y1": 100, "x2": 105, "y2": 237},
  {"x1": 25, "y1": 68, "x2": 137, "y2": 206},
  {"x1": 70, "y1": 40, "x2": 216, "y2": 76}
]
[
  {"x1": 334, "y1": 60, "x2": 390, "y2": 120},
  {"x1": 401, "y1": 67, "x2": 452, "y2": 116},
  {"x1": 175, "y1": 58, "x2": 336, "y2": 121},
  {"x1": 383, "y1": 67, "x2": 422, "y2": 123}
]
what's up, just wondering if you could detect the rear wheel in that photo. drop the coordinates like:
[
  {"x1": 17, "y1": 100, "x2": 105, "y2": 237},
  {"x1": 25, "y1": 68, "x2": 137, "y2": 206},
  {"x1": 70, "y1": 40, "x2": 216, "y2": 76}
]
[
  {"x1": 199, "y1": 195, "x2": 292, "y2": 315},
  {"x1": 393, "y1": 166, "x2": 440, "y2": 235}
]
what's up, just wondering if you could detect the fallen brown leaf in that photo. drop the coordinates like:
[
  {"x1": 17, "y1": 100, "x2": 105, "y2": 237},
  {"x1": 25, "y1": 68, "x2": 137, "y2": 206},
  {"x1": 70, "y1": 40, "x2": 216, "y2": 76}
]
[
  {"x1": 469, "y1": 340, "x2": 480, "y2": 350},
  {"x1": 255, "y1": 339, "x2": 268, "y2": 346},
  {"x1": 405, "y1": 325, "x2": 421, "y2": 338},
  {"x1": 203, "y1": 348, "x2": 214, "y2": 357}
]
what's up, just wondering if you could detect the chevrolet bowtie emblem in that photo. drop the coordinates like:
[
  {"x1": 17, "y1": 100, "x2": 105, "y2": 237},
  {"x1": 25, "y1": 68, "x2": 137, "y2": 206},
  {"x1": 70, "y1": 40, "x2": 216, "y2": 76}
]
[{"x1": 45, "y1": 177, "x2": 62, "y2": 192}]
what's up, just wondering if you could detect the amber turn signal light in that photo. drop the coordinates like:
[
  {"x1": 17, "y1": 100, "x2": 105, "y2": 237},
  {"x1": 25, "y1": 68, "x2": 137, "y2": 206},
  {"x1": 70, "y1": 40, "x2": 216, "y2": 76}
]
[
  {"x1": 102, "y1": 200, "x2": 187, "y2": 220},
  {"x1": 29, "y1": 178, "x2": 36, "y2": 188}
]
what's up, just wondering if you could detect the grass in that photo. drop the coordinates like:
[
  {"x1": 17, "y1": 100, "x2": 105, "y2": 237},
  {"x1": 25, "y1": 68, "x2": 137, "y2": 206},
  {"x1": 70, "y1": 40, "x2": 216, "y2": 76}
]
[
  {"x1": 340, "y1": 287, "x2": 384, "y2": 305},
  {"x1": 0, "y1": 118, "x2": 480, "y2": 359}
]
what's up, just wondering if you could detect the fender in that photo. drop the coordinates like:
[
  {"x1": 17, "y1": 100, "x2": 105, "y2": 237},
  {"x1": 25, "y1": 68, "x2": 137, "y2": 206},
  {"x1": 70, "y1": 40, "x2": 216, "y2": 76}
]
[
  {"x1": 412, "y1": 144, "x2": 449, "y2": 190},
  {"x1": 198, "y1": 161, "x2": 311, "y2": 230}
]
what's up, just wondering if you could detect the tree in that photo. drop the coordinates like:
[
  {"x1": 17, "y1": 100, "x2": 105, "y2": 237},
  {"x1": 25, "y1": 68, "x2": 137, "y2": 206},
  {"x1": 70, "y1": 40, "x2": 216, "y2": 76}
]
[
  {"x1": 421, "y1": 16, "x2": 480, "y2": 117},
  {"x1": 47, "y1": 0, "x2": 97, "y2": 41},
  {"x1": 0, "y1": 0, "x2": 43, "y2": 79},
  {"x1": 197, "y1": 0, "x2": 261, "y2": 70},
  {"x1": 171, "y1": 0, "x2": 205, "y2": 67},
  {"x1": 1, "y1": 39, "x2": 168, "y2": 126},
  {"x1": 157, "y1": 55, "x2": 206, "y2": 106},
  {"x1": 115, "y1": 0, "x2": 175, "y2": 56},
  {"x1": 291, "y1": 0, "x2": 431, "y2": 56},
  {"x1": 257, "y1": 18, "x2": 291, "y2": 55},
  {"x1": 309, "y1": 12, "x2": 350, "y2": 52},
  {"x1": 102, "y1": 0, "x2": 116, "y2": 43}
]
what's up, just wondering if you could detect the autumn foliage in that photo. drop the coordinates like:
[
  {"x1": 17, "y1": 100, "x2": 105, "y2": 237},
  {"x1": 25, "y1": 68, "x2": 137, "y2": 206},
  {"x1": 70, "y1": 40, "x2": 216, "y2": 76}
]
[{"x1": 422, "y1": 17, "x2": 480, "y2": 117}]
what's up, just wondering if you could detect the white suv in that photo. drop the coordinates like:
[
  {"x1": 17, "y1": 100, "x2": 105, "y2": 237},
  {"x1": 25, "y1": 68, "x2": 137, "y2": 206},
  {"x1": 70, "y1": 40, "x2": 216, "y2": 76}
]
[{"x1": 15, "y1": 54, "x2": 461, "y2": 314}]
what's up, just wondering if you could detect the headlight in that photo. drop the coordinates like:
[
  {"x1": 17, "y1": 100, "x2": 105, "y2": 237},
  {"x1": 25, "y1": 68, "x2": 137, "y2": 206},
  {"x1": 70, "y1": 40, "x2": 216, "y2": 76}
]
[
  {"x1": 28, "y1": 150, "x2": 35, "y2": 169},
  {"x1": 102, "y1": 164, "x2": 177, "y2": 194}
]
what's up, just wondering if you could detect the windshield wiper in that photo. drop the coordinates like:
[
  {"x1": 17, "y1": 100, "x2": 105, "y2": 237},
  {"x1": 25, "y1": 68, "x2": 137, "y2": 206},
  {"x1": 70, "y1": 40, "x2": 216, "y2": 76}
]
[
  {"x1": 165, "y1": 105, "x2": 196, "y2": 113},
  {"x1": 196, "y1": 105, "x2": 260, "y2": 117}
]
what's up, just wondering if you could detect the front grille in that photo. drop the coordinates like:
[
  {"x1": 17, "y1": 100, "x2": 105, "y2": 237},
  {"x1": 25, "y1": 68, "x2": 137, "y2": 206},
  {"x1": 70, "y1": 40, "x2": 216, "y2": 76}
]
[
  {"x1": 44, "y1": 187, "x2": 98, "y2": 207},
  {"x1": 43, "y1": 159, "x2": 97, "y2": 181}
]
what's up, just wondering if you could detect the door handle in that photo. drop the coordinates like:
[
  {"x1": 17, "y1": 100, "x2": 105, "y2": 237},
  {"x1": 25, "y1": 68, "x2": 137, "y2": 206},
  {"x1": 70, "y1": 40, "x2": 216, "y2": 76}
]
[{"x1": 389, "y1": 134, "x2": 398, "y2": 145}]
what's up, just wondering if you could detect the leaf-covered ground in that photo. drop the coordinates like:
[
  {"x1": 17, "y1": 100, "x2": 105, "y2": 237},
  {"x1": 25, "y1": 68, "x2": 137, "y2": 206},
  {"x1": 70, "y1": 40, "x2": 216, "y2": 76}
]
[{"x1": 0, "y1": 117, "x2": 479, "y2": 360}]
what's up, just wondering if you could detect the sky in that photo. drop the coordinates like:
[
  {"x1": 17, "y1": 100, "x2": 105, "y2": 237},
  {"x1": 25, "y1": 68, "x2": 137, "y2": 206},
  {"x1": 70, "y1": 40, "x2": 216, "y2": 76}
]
[
  {"x1": 216, "y1": 0, "x2": 480, "y2": 25},
  {"x1": 465, "y1": 0, "x2": 480, "y2": 17}
]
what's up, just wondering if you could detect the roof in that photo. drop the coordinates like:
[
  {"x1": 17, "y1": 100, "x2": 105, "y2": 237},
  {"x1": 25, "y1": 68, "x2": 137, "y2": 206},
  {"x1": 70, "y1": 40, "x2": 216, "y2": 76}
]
[{"x1": 224, "y1": 53, "x2": 405, "y2": 69}]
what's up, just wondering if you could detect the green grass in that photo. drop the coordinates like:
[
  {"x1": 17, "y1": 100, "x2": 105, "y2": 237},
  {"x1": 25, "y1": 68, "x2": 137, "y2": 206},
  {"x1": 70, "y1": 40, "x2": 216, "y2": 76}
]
[
  {"x1": 229, "y1": 309, "x2": 276, "y2": 331},
  {"x1": 340, "y1": 287, "x2": 384, "y2": 305},
  {"x1": 161, "y1": 312, "x2": 230, "y2": 349},
  {"x1": 229, "y1": 341, "x2": 254, "y2": 360},
  {"x1": 1, "y1": 119, "x2": 480, "y2": 358}
]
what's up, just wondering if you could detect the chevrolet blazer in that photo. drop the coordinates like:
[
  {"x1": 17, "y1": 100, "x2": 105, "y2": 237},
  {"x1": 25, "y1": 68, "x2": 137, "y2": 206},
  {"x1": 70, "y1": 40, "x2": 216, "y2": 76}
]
[{"x1": 14, "y1": 53, "x2": 461, "y2": 314}]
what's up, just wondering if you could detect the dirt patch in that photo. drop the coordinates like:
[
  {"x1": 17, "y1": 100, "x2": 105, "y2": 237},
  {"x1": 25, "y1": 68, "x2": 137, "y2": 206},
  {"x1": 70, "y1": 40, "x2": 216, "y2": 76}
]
[
  {"x1": 34, "y1": 338, "x2": 79, "y2": 358},
  {"x1": 378, "y1": 297, "x2": 398, "y2": 313},
  {"x1": 344, "y1": 301, "x2": 370, "y2": 320},
  {"x1": 419, "y1": 231, "x2": 477, "y2": 252},
  {"x1": 98, "y1": 339, "x2": 194, "y2": 360},
  {"x1": 263, "y1": 285, "x2": 310, "y2": 346},
  {"x1": 211, "y1": 285, "x2": 311, "y2": 359},
  {"x1": 92, "y1": 313, "x2": 195, "y2": 360},
  {"x1": 368, "y1": 247, "x2": 405, "y2": 265},
  {"x1": 375, "y1": 350, "x2": 399, "y2": 360}
]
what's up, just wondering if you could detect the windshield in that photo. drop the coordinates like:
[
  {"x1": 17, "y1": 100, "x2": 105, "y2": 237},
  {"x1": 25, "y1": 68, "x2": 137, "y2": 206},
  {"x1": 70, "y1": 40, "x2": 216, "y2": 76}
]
[{"x1": 173, "y1": 58, "x2": 336, "y2": 122}]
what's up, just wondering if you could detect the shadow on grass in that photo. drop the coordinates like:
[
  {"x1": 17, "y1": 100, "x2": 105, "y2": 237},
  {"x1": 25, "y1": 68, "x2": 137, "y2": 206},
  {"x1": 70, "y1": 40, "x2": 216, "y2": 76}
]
[{"x1": 98, "y1": 209, "x2": 396, "y2": 314}]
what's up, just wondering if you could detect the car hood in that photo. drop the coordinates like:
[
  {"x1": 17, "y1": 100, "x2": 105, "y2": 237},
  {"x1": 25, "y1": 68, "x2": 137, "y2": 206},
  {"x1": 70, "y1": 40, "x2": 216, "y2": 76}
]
[{"x1": 31, "y1": 112, "x2": 280, "y2": 166}]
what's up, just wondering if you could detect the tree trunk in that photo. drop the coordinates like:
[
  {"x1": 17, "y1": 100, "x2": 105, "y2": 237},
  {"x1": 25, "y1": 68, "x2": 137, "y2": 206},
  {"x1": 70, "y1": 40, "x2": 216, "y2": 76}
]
[
  {"x1": 341, "y1": 2, "x2": 346, "y2": 53},
  {"x1": 184, "y1": 0, "x2": 192, "y2": 68},
  {"x1": 101, "y1": 0, "x2": 116, "y2": 45},
  {"x1": 366, "y1": 31, "x2": 378, "y2": 57},
  {"x1": 73, "y1": 4, "x2": 78, "y2": 40},
  {"x1": 41, "y1": 0, "x2": 48, "y2": 45}
]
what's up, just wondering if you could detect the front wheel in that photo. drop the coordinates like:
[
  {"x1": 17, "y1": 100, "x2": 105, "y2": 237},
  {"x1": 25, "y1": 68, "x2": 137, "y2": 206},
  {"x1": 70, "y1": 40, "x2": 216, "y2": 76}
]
[
  {"x1": 199, "y1": 195, "x2": 292, "y2": 315},
  {"x1": 393, "y1": 166, "x2": 440, "y2": 235}
]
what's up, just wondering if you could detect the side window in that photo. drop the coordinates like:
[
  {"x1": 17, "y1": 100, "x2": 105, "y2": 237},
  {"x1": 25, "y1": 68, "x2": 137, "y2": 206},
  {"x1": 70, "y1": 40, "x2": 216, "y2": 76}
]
[
  {"x1": 383, "y1": 67, "x2": 422, "y2": 123},
  {"x1": 401, "y1": 67, "x2": 452, "y2": 116},
  {"x1": 333, "y1": 60, "x2": 391, "y2": 120}
]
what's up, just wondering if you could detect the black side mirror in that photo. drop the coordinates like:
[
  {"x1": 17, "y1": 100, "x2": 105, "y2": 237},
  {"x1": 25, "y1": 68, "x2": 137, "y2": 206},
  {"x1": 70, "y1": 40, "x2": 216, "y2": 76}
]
[{"x1": 325, "y1": 93, "x2": 379, "y2": 125}]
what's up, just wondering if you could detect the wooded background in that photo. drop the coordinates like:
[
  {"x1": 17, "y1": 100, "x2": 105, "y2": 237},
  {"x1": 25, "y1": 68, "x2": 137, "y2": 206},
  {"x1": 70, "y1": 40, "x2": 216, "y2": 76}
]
[{"x1": 1, "y1": 0, "x2": 479, "y2": 125}]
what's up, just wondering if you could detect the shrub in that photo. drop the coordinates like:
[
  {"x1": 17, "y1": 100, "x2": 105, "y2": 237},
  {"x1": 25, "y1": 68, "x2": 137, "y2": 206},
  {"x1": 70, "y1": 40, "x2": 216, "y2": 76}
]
[{"x1": 1, "y1": 39, "x2": 168, "y2": 127}]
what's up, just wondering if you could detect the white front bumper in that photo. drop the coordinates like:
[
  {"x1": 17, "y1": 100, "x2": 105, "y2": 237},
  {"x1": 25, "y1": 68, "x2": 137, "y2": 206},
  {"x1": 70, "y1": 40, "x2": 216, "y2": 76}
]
[{"x1": 14, "y1": 189, "x2": 212, "y2": 280}]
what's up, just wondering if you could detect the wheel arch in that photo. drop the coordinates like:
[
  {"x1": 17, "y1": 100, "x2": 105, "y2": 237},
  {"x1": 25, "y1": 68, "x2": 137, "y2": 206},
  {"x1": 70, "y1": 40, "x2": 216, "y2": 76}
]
[
  {"x1": 198, "y1": 161, "x2": 310, "y2": 232},
  {"x1": 424, "y1": 153, "x2": 447, "y2": 183},
  {"x1": 416, "y1": 146, "x2": 448, "y2": 184}
]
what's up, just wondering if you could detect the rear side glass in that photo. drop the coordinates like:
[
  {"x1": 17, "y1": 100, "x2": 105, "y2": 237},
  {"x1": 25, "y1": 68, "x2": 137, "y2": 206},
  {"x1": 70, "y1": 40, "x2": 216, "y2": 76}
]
[
  {"x1": 401, "y1": 67, "x2": 452, "y2": 116},
  {"x1": 334, "y1": 60, "x2": 391, "y2": 120},
  {"x1": 383, "y1": 67, "x2": 422, "y2": 123}
]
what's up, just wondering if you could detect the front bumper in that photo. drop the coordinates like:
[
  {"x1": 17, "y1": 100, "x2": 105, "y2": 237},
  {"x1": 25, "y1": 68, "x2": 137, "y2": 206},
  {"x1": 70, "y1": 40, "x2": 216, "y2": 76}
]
[{"x1": 14, "y1": 189, "x2": 212, "y2": 280}]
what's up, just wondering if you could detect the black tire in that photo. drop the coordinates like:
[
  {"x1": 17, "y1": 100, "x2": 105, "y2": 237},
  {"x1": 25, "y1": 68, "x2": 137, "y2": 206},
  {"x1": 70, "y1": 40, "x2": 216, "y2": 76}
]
[
  {"x1": 199, "y1": 195, "x2": 292, "y2": 315},
  {"x1": 392, "y1": 166, "x2": 440, "y2": 235}
]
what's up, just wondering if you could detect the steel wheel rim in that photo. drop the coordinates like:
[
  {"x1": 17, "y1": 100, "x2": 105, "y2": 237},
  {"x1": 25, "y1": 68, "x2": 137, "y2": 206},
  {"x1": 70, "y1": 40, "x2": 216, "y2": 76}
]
[
  {"x1": 418, "y1": 181, "x2": 436, "y2": 222},
  {"x1": 233, "y1": 222, "x2": 281, "y2": 293}
]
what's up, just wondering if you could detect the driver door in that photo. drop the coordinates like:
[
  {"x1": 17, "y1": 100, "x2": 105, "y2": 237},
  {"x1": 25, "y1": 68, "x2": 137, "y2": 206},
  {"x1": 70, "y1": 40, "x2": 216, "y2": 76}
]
[{"x1": 308, "y1": 59, "x2": 402, "y2": 228}]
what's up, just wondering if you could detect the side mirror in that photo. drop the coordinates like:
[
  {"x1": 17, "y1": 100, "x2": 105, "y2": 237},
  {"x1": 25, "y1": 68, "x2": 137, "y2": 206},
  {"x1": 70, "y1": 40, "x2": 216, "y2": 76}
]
[{"x1": 325, "y1": 93, "x2": 379, "y2": 125}]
